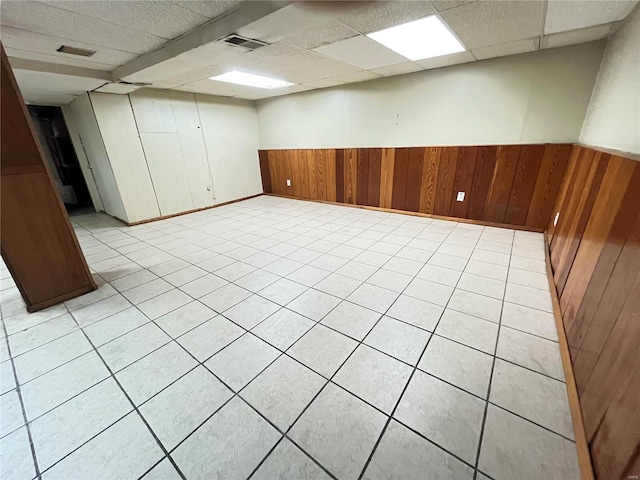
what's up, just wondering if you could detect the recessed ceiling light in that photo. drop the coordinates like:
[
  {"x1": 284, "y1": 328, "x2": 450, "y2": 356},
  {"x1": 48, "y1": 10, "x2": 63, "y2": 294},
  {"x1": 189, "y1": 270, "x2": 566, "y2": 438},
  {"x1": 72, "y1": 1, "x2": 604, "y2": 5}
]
[
  {"x1": 367, "y1": 15, "x2": 465, "y2": 61},
  {"x1": 209, "y1": 71, "x2": 293, "y2": 89}
]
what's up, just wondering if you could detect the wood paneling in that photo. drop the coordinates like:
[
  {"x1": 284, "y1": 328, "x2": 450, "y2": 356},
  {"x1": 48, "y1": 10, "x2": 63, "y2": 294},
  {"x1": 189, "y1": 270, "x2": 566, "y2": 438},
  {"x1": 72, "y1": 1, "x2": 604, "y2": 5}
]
[
  {"x1": 259, "y1": 143, "x2": 571, "y2": 229},
  {"x1": 0, "y1": 44, "x2": 96, "y2": 312},
  {"x1": 547, "y1": 145, "x2": 640, "y2": 480}
]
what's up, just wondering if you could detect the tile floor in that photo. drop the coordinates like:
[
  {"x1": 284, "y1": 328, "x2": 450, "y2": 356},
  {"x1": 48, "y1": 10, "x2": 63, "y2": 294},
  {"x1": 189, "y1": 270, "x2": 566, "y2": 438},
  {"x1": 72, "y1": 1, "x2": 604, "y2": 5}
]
[{"x1": 0, "y1": 196, "x2": 580, "y2": 480}]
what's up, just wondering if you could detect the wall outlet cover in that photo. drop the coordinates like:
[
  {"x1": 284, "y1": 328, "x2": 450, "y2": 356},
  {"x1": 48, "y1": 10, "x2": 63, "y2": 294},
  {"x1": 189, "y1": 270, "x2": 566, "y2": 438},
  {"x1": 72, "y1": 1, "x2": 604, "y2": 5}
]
[
  {"x1": 456, "y1": 191, "x2": 465, "y2": 202},
  {"x1": 286, "y1": 179, "x2": 291, "y2": 187}
]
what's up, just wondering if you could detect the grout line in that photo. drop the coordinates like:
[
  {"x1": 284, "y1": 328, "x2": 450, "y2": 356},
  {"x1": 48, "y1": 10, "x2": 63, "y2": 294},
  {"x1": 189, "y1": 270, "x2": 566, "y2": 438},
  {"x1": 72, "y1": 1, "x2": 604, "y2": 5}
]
[
  {"x1": 0, "y1": 319, "x2": 42, "y2": 480},
  {"x1": 357, "y1": 223, "x2": 481, "y2": 479},
  {"x1": 5, "y1": 197, "x2": 559, "y2": 479}
]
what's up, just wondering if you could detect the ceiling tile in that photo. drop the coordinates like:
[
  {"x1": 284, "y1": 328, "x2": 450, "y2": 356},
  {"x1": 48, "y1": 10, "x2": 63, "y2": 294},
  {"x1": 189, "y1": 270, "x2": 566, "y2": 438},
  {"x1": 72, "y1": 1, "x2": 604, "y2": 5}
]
[
  {"x1": 0, "y1": 1, "x2": 166, "y2": 54},
  {"x1": 432, "y1": 0, "x2": 477, "y2": 12},
  {"x1": 338, "y1": 1, "x2": 438, "y2": 34},
  {"x1": 336, "y1": 70, "x2": 381, "y2": 84},
  {"x1": 37, "y1": 0, "x2": 210, "y2": 39},
  {"x1": 303, "y1": 77, "x2": 347, "y2": 89},
  {"x1": 0, "y1": 26, "x2": 135, "y2": 69},
  {"x1": 5, "y1": 47, "x2": 117, "y2": 71},
  {"x1": 237, "y1": 3, "x2": 338, "y2": 44},
  {"x1": 94, "y1": 83, "x2": 144, "y2": 94},
  {"x1": 370, "y1": 61, "x2": 423, "y2": 77},
  {"x1": 543, "y1": 23, "x2": 617, "y2": 49},
  {"x1": 245, "y1": 43, "x2": 307, "y2": 63},
  {"x1": 545, "y1": 0, "x2": 637, "y2": 34},
  {"x1": 172, "y1": 78, "x2": 255, "y2": 97},
  {"x1": 248, "y1": 51, "x2": 361, "y2": 84},
  {"x1": 170, "y1": 1, "x2": 243, "y2": 19},
  {"x1": 281, "y1": 20, "x2": 360, "y2": 50},
  {"x1": 14, "y1": 69, "x2": 107, "y2": 98},
  {"x1": 441, "y1": 0, "x2": 544, "y2": 48},
  {"x1": 22, "y1": 92, "x2": 77, "y2": 105},
  {"x1": 314, "y1": 35, "x2": 407, "y2": 70},
  {"x1": 235, "y1": 84, "x2": 312, "y2": 101},
  {"x1": 472, "y1": 37, "x2": 540, "y2": 60},
  {"x1": 415, "y1": 50, "x2": 475, "y2": 69}
]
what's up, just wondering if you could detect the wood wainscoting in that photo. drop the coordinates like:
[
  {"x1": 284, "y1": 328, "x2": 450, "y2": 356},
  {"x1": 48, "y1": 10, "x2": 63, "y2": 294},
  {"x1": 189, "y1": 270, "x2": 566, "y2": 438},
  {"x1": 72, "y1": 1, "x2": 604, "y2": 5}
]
[
  {"x1": 259, "y1": 144, "x2": 572, "y2": 230},
  {"x1": 547, "y1": 145, "x2": 640, "y2": 479}
]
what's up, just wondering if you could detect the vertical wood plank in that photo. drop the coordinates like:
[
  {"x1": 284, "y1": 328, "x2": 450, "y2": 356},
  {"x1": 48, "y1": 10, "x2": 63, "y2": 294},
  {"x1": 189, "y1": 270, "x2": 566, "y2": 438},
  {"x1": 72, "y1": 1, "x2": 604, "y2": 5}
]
[
  {"x1": 335, "y1": 149, "x2": 345, "y2": 204},
  {"x1": 419, "y1": 147, "x2": 440, "y2": 214},
  {"x1": 467, "y1": 146, "x2": 498, "y2": 220},
  {"x1": 449, "y1": 146, "x2": 478, "y2": 218},
  {"x1": 434, "y1": 147, "x2": 459, "y2": 216},
  {"x1": 324, "y1": 149, "x2": 337, "y2": 202},
  {"x1": 258, "y1": 150, "x2": 272, "y2": 193},
  {"x1": 356, "y1": 148, "x2": 370, "y2": 206},
  {"x1": 404, "y1": 147, "x2": 424, "y2": 212},
  {"x1": 315, "y1": 150, "x2": 326, "y2": 201},
  {"x1": 306, "y1": 150, "x2": 318, "y2": 201},
  {"x1": 526, "y1": 144, "x2": 571, "y2": 229},
  {"x1": 483, "y1": 145, "x2": 521, "y2": 223},
  {"x1": 344, "y1": 148, "x2": 358, "y2": 204},
  {"x1": 367, "y1": 148, "x2": 382, "y2": 207},
  {"x1": 391, "y1": 148, "x2": 410, "y2": 210},
  {"x1": 504, "y1": 144, "x2": 545, "y2": 225},
  {"x1": 379, "y1": 148, "x2": 395, "y2": 208}
]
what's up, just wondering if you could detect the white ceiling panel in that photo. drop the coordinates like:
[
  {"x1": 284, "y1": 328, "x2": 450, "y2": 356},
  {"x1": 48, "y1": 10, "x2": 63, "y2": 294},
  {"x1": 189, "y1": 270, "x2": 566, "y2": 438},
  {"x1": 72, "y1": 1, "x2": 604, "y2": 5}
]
[
  {"x1": 14, "y1": 69, "x2": 107, "y2": 102},
  {"x1": 0, "y1": 26, "x2": 136, "y2": 69},
  {"x1": 172, "y1": 79, "x2": 253, "y2": 96},
  {"x1": 22, "y1": 92, "x2": 78, "y2": 105},
  {"x1": 441, "y1": 0, "x2": 544, "y2": 48},
  {"x1": 169, "y1": 1, "x2": 243, "y2": 19},
  {"x1": 248, "y1": 51, "x2": 361, "y2": 84},
  {"x1": 370, "y1": 61, "x2": 423, "y2": 77},
  {"x1": 37, "y1": 0, "x2": 210, "y2": 39},
  {"x1": 5, "y1": 47, "x2": 117, "y2": 71},
  {"x1": 304, "y1": 77, "x2": 347, "y2": 89},
  {"x1": 336, "y1": 70, "x2": 381, "y2": 84},
  {"x1": 415, "y1": 50, "x2": 475, "y2": 69},
  {"x1": 95, "y1": 83, "x2": 145, "y2": 94},
  {"x1": 282, "y1": 20, "x2": 360, "y2": 50},
  {"x1": 0, "y1": 1, "x2": 166, "y2": 54},
  {"x1": 338, "y1": 1, "x2": 438, "y2": 34},
  {"x1": 245, "y1": 43, "x2": 307, "y2": 62},
  {"x1": 473, "y1": 37, "x2": 540, "y2": 60},
  {"x1": 314, "y1": 35, "x2": 408, "y2": 69},
  {"x1": 543, "y1": 23, "x2": 618, "y2": 48},
  {"x1": 432, "y1": 1, "x2": 478, "y2": 12},
  {"x1": 237, "y1": 3, "x2": 339, "y2": 44},
  {"x1": 234, "y1": 84, "x2": 313, "y2": 100},
  {"x1": 545, "y1": 0, "x2": 637, "y2": 34}
]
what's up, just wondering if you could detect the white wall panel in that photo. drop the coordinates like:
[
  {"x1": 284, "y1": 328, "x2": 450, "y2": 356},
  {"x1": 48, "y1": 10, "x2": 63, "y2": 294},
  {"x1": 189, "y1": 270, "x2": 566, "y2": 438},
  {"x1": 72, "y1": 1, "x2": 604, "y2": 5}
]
[
  {"x1": 63, "y1": 93, "x2": 127, "y2": 220},
  {"x1": 195, "y1": 94, "x2": 262, "y2": 204},
  {"x1": 580, "y1": 5, "x2": 640, "y2": 155},
  {"x1": 256, "y1": 42, "x2": 606, "y2": 149},
  {"x1": 89, "y1": 92, "x2": 161, "y2": 222}
]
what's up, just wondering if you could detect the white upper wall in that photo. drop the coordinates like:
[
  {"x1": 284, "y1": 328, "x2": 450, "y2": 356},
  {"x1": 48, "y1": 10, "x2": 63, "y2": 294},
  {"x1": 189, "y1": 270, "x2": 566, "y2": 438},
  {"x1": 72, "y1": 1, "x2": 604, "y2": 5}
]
[
  {"x1": 256, "y1": 42, "x2": 606, "y2": 149},
  {"x1": 580, "y1": 5, "x2": 640, "y2": 156}
]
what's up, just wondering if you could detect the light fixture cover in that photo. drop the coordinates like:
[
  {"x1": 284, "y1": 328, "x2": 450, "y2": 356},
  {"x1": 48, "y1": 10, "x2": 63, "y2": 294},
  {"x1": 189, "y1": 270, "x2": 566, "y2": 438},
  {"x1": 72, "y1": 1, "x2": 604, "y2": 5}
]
[
  {"x1": 209, "y1": 71, "x2": 293, "y2": 89},
  {"x1": 367, "y1": 15, "x2": 465, "y2": 61}
]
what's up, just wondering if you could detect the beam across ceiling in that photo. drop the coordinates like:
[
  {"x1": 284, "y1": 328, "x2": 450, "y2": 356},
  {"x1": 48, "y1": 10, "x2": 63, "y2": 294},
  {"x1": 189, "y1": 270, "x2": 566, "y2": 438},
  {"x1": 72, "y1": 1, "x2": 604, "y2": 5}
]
[{"x1": 111, "y1": 1, "x2": 289, "y2": 82}]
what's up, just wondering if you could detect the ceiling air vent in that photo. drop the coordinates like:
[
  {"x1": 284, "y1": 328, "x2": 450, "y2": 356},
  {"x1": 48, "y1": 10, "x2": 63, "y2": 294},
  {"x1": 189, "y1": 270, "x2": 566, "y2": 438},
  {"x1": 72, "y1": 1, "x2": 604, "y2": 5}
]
[
  {"x1": 220, "y1": 34, "x2": 268, "y2": 51},
  {"x1": 57, "y1": 45, "x2": 95, "y2": 57}
]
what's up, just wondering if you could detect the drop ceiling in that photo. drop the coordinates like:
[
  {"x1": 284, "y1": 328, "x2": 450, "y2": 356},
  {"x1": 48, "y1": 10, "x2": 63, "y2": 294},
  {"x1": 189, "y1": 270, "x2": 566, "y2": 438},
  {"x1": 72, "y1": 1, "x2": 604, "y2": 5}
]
[{"x1": 1, "y1": 0, "x2": 637, "y2": 105}]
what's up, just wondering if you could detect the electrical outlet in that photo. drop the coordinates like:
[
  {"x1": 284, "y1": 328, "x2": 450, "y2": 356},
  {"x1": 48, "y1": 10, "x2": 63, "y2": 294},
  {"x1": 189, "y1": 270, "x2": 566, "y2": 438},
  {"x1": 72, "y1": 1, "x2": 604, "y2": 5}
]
[
  {"x1": 554, "y1": 212, "x2": 560, "y2": 226},
  {"x1": 286, "y1": 179, "x2": 291, "y2": 187},
  {"x1": 456, "y1": 191, "x2": 465, "y2": 202}
]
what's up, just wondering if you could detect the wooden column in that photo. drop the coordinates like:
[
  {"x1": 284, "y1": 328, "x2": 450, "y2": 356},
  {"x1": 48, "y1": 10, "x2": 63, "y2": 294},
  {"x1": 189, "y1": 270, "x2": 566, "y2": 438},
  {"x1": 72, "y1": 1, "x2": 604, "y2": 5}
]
[{"x1": 1, "y1": 44, "x2": 96, "y2": 312}]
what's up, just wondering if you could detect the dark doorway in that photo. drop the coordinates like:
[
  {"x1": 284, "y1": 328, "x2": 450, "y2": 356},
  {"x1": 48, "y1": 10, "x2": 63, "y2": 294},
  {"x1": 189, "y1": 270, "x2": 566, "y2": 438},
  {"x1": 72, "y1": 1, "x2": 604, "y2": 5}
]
[{"x1": 28, "y1": 105, "x2": 95, "y2": 216}]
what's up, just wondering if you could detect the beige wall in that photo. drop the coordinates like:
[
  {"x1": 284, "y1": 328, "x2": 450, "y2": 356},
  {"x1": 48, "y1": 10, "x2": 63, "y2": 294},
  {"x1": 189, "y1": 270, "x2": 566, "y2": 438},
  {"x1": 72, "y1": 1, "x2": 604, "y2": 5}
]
[
  {"x1": 256, "y1": 42, "x2": 605, "y2": 149},
  {"x1": 580, "y1": 5, "x2": 640, "y2": 156}
]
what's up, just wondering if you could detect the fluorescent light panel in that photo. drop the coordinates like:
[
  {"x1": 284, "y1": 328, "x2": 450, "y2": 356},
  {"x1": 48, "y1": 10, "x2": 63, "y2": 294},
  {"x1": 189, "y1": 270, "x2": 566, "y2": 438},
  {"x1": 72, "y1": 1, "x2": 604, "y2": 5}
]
[
  {"x1": 367, "y1": 15, "x2": 465, "y2": 61},
  {"x1": 209, "y1": 71, "x2": 293, "y2": 89}
]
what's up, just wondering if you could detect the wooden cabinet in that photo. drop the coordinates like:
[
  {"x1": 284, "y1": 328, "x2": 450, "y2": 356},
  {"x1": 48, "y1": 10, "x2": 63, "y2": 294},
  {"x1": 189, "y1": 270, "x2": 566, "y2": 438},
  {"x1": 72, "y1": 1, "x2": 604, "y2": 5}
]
[{"x1": 1, "y1": 44, "x2": 96, "y2": 312}]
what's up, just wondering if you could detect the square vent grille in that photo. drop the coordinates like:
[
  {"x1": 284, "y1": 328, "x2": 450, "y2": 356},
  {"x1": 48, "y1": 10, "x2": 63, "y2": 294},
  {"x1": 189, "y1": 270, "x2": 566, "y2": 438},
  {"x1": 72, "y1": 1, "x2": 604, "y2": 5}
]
[{"x1": 220, "y1": 34, "x2": 268, "y2": 51}]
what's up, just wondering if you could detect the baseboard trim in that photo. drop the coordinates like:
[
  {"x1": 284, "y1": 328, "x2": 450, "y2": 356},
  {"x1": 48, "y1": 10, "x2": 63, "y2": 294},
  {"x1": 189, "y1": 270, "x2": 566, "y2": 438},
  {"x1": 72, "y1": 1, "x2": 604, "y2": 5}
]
[
  {"x1": 265, "y1": 194, "x2": 545, "y2": 232},
  {"x1": 105, "y1": 194, "x2": 264, "y2": 226},
  {"x1": 544, "y1": 231, "x2": 594, "y2": 480}
]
